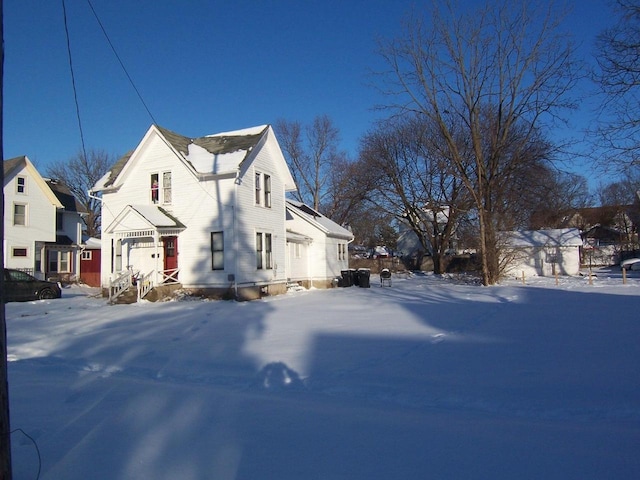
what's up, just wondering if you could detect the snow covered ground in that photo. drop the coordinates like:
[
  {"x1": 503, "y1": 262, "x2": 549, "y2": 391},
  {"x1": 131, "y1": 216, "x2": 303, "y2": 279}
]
[{"x1": 6, "y1": 268, "x2": 640, "y2": 480}]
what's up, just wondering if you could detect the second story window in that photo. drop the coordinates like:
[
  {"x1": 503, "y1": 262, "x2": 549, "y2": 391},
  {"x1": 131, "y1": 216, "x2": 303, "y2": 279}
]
[
  {"x1": 56, "y1": 212, "x2": 64, "y2": 230},
  {"x1": 16, "y1": 176, "x2": 26, "y2": 194},
  {"x1": 151, "y1": 174, "x2": 159, "y2": 203},
  {"x1": 255, "y1": 172, "x2": 272, "y2": 208},
  {"x1": 13, "y1": 203, "x2": 26, "y2": 226},
  {"x1": 150, "y1": 172, "x2": 172, "y2": 204},
  {"x1": 162, "y1": 172, "x2": 172, "y2": 204},
  {"x1": 264, "y1": 174, "x2": 271, "y2": 208},
  {"x1": 255, "y1": 172, "x2": 262, "y2": 205}
]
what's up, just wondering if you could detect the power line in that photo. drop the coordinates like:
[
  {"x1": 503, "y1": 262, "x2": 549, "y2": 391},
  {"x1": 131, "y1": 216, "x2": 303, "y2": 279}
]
[
  {"x1": 61, "y1": 0, "x2": 88, "y2": 160},
  {"x1": 61, "y1": 0, "x2": 159, "y2": 157},
  {"x1": 85, "y1": 0, "x2": 158, "y2": 125}
]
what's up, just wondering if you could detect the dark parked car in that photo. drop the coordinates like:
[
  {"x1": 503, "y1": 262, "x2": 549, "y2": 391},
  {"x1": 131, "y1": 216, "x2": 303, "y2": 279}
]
[{"x1": 3, "y1": 268, "x2": 62, "y2": 302}]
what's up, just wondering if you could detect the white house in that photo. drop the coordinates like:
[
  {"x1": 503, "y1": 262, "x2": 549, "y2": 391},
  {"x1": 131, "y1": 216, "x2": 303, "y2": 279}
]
[
  {"x1": 501, "y1": 228, "x2": 583, "y2": 277},
  {"x1": 92, "y1": 124, "x2": 350, "y2": 300},
  {"x1": 285, "y1": 200, "x2": 353, "y2": 288},
  {"x1": 3, "y1": 156, "x2": 85, "y2": 281}
]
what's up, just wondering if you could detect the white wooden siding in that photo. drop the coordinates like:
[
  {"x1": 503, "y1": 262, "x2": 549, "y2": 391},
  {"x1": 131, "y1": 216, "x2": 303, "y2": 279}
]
[{"x1": 4, "y1": 164, "x2": 57, "y2": 270}]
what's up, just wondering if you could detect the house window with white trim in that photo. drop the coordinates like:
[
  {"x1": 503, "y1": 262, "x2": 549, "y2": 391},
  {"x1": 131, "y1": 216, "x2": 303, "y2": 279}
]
[
  {"x1": 338, "y1": 243, "x2": 347, "y2": 261},
  {"x1": 81, "y1": 251, "x2": 92, "y2": 261},
  {"x1": 115, "y1": 239, "x2": 123, "y2": 272},
  {"x1": 150, "y1": 172, "x2": 171, "y2": 204},
  {"x1": 255, "y1": 172, "x2": 272, "y2": 208},
  {"x1": 211, "y1": 231, "x2": 224, "y2": 270},
  {"x1": 162, "y1": 171, "x2": 172, "y2": 204},
  {"x1": 255, "y1": 172, "x2": 262, "y2": 205},
  {"x1": 151, "y1": 173, "x2": 159, "y2": 203},
  {"x1": 13, "y1": 203, "x2": 27, "y2": 226},
  {"x1": 264, "y1": 174, "x2": 271, "y2": 208},
  {"x1": 12, "y1": 247, "x2": 28, "y2": 257},
  {"x1": 16, "y1": 176, "x2": 26, "y2": 194},
  {"x1": 48, "y1": 250, "x2": 70, "y2": 273},
  {"x1": 256, "y1": 232, "x2": 273, "y2": 269}
]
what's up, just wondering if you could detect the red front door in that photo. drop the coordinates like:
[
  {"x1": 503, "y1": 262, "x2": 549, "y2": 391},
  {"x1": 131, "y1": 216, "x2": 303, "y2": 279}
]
[{"x1": 163, "y1": 236, "x2": 178, "y2": 278}]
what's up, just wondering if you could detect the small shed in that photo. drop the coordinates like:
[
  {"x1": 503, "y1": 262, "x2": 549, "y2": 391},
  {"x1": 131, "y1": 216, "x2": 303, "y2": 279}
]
[
  {"x1": 79, "y1": 237, "x2": 101, "y2": 287},
  {"x1": 502, "y1": 228, "x2": 582, "y2": 277}
]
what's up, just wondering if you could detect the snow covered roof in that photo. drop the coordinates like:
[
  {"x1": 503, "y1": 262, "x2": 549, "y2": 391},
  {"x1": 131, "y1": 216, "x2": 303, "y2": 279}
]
[
  {"x1": 286, "y1": 200, "x2": 353, "y2": 240},
  {"x1": 504, "y1": 228, "x2": 583, "y2": 248},
  {"x1": 104, "y1": 204, "x2": 186, "y2": 236},
  {"x1": 82, "y1": 236, "x2": 101, "y2": 249},
  {"x1": 157, "y1": 125, "x2": 268, "y2": 174},
  {"x1": 128, "y1": 205, "x2": 185, "y2": 228},
  {"x1": 92, "y1": 125, "x2": 270, "y2": 191}
]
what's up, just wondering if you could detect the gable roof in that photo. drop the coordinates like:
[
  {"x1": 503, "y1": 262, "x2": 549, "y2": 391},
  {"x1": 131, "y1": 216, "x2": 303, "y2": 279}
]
[
  {"x1": 504, "y1": 228, "x2": 583, "y2": 248},
  {"x1": 3, "y1": 156, "x2": 64, "y2": 208},
  {"x1": 104, "y1": 204, "x2": 186, "y2": 236},
  {"x1": 46, "y1": 179, "x2": 88, "y2": 214},
  {"x1": 286, "y1": 200, "x2": 353, "y2": 240},
  {"x1": 3, "y1": 156, "x2": 25, "y2": 177},
  {"x1": 92, "y1": 124, "x2": 296, "y2": 192}
]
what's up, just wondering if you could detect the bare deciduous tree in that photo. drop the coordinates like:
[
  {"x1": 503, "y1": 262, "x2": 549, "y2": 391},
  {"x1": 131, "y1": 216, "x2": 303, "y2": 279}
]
[
  {"x1": 46, "y1": 149, "x2": 113, "y2": 237},
  {"x1": 275, "y1": 115, "x2": 347, "y2": 211},
  {"x1": 376, "y1": 0, "x2": 580, "y2": 284},
  {"x1": 528, "y1": 171, "x2": 592, "y2": 229},
  {"x1": 360, "y1": 115, "x2": 471, "y2": 274},
  {"x1": 594, "y1": 0, "x2": 640, "y2": 172}
]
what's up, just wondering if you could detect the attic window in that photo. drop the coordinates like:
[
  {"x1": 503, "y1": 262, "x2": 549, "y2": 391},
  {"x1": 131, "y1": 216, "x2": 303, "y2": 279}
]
[{"x1": 16, "y1": 176, "x2": 26, "y2": 194}]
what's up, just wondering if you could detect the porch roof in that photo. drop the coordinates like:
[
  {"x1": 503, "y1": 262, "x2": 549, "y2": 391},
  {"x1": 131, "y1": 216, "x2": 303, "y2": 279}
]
[{"x1": 105, "y1": 205, "x2": 186, "y2": 239}]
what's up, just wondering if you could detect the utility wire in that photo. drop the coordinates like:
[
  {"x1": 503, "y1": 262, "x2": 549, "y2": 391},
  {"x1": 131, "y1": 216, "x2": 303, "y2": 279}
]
[
  {"x1": 62, "y1": 0, "x2": 88, "y2": 160},
  {"x1": 86, "y1": 0, "x2": 158, "y2": 125}
]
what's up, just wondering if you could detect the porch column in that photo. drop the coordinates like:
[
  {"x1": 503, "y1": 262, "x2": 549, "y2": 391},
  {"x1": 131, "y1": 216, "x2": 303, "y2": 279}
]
[{"x1": 154, "y1": 231, "x2": 160, "y2": 284}]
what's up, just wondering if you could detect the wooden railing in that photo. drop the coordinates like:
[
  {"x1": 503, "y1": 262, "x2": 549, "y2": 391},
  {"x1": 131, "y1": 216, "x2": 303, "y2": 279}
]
[
  {"x1": 137, "y1": 270, "x2": 155, "y2": 301},
  {"x1": 109, "y1": 271, "x2": 133, "y2": 303},
  {"x1": 160, "y1": 268, "x2": 180, "y2": 285},
  {"x1": 109, "y1": 268, "x2": 178, "y2": 303}
]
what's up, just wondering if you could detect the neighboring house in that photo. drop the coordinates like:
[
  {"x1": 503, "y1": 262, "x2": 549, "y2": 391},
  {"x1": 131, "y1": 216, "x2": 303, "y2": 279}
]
[
  {"x1": 501, "y1": 228, "x2": 583, "y2": 277},
  {"x1": 45, "y1": 179, "x2": 87, "y2": 282},
  {"x1": 3, "y1": 156, "x2": 85, "y2": 281},
  {"x1": 79, "y1": 236, "x2": 102, "y2": 287},
  {"x1": 92, "y1": 124, "x2": 331, "y2": 300},
  {"x1": 285, "y1": 200, "x2": 353, "y2": 288},
  {"x1": 581, "y1": 225, "x2": 627, "y2": 266}
]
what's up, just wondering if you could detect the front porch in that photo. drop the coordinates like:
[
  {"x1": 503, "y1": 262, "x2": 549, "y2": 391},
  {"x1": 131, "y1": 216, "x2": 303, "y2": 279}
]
[{"x1": 105, "y1": 204, "x2": 186, "y2": 302}]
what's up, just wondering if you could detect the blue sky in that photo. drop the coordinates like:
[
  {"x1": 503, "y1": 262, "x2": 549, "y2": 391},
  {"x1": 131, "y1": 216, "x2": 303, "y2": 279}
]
[{"x1": 3, "y1": 0, "x2": 614, "y2": 184}]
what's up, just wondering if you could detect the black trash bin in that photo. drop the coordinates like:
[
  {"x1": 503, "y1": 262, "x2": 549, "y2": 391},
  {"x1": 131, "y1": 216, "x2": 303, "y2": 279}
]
[
  {"x1": 351, "y1": 268, "x2": 359, "y2": 286},
  {"x1": 357, "y1": 268, "x2": 371, "y2": 288},
  {"x1": 341, "y1": 269, "x2": 353, "y2": 287}
]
